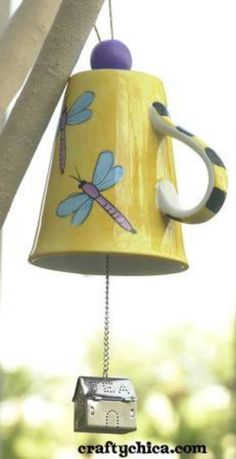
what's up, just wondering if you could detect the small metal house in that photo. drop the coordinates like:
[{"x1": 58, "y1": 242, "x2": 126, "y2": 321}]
[{"x1": 72, "y1": 376, "x2": 137, "y2": 434}]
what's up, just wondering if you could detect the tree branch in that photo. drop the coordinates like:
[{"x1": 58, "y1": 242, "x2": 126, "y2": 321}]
[
  {"x1": 0, "y1": 0, "x2": 105, "y2": 229},
  {"x1": 0, "y1": 0, "x2": 62, "y2": 119}
]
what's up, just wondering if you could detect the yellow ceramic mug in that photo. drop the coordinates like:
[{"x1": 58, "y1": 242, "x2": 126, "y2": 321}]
[{"x1": 29, "y1": 70, "x2": 227, "y2": 275}]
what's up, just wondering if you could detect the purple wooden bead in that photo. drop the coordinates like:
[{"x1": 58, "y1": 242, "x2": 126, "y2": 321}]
[{"x1": 90, "y1": 39, "x2": 132, "y2": 70}]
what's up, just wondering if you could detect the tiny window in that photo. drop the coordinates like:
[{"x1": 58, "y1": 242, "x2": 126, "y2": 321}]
[
  {"x1": 130, "y1": 408, "x2": 135, "y2": 418},
  {"x1": 90, "y1": 406, "x2": 95, "y2": 416}
]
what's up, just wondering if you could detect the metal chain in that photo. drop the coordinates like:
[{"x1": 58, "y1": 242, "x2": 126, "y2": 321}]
[{"x1": 103, "y1": 254, "x2": 110, "y2": 378}]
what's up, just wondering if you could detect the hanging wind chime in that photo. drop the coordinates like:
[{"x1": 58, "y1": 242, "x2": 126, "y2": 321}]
[{"x1": 28, "y1": 0, "x2": 228, "y2": 434}]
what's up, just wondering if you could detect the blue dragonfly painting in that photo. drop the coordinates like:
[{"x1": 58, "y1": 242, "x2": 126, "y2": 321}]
[
  {"x1": 56, "y1": 151, "x2": 136, "y2": 233},
  {"x1": 59, "y1": 90, "x2": 95, "y2": 173}
]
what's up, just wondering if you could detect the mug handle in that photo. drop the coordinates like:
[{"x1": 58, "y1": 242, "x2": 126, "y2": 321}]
[{"x1": 150, "y1": 101, "x2": 228, "y2": 224}]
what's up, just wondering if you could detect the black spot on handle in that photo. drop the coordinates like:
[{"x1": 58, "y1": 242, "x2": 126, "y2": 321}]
[
  {"x1": 205, "y1": 147, "x2": 226, "y2": 168},
  {"x1": 152, "y1": 102, "x2": 169, "y2": 117},
  {"x1": 206, "y1": 187, "x2": 226, "y2": 213},
  {"x1": 176, "y1": 126, "x2": 194, "y2": 137}
]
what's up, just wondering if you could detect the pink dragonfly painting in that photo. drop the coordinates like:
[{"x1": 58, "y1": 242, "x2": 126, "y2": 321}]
[
  {"x1": 56, "y1": 151, "x2": 137, "y2": 234},
  {"x1": 59, "y1": 91, "x2": 95, "y2": 173}
]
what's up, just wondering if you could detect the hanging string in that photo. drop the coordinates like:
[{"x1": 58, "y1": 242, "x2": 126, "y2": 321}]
[
  {"x1": 93, "y1": 0, "x2": 114, "y2": 44},
  {"x1": 103, "y1": 254, "x2": 110, "y2": 378},
  {"x1": 94, "y1": 25, "x2": 102, "y2": 42},
  {"x1": 108, "y1": 0, "x2": 114, "y2": 39}
]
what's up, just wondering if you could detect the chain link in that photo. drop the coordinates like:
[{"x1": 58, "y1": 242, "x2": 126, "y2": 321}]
[{"x1": 103, "y1": 254, "x2": 110, "y2": 378}]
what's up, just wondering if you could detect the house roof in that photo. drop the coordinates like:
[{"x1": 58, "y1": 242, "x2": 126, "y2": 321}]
[{"x1": 72, "y1": 376, "x2": 137, "y2": 402}]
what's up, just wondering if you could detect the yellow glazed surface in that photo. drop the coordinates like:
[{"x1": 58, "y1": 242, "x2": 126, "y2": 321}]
[{"x1": 29, "y1": 70, "x2": 188, "y2": 275}]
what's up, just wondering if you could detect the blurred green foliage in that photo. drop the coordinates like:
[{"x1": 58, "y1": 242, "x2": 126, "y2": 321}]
[{"x1": 0, "y1": 324, "x2": 235, "y2": 458}]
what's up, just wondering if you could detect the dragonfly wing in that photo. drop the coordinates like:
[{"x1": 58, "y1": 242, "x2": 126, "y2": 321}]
[
  {"x1": 98, "y1": 165, "x2": 124, "y2": 191},
  {"x1": 68, "y1": 91, "x2": 95, "y2": 117},
  {"x1": 67, "y1": 109, "x2": 92, "y2": 125},
  {"x1": 56, "y1": 193, "x2": 88, "y2": 217},
  {"x1": 72, "y1": 198, "x2": 93, "y2": 226},
  {"x1": 92, "y1": 151, "x2": 115, "y2": 187}
]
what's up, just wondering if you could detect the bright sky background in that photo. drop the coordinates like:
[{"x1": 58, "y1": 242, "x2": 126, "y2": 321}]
[{"x1": 0, "y1": 0, "x2": 235, "y2": 377}]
